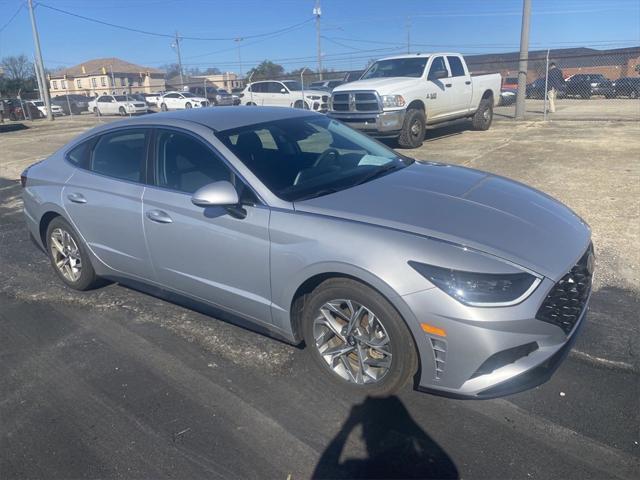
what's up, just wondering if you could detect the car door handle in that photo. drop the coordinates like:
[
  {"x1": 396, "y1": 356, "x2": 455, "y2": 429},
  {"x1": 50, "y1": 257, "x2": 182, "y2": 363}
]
[
  {"x1": 465, "y1": 80, "x2": 471, "y2": 85},
  {"x1": 146, "y1": 210, "x2": 173, "y2": 224},
  {"x1": 67, "y1": 193, "x2": 87, "y2": 204},
  {"x1": 445, "y1": 83, "x2": 452, "y2": 88}
]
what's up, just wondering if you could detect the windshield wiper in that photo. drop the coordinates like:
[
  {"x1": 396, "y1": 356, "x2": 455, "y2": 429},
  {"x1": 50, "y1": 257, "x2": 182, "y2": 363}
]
[
  {"x1": 353, "y1": 163, "x2": 402, "y2": 187},
  {"x1": 293, "y1": 187, "x2": 341, "y2": 202}
]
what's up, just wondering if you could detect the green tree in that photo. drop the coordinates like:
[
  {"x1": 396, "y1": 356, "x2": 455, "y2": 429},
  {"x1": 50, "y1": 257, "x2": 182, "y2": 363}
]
[{"x1": 246, "y1": 60, "x2": 285, "y2": 80}]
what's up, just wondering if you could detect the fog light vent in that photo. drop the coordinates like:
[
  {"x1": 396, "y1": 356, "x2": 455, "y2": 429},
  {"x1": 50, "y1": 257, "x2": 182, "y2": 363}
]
[
  {"x1": 430, "y1": 338, "x2": 447, "y2": 379},
  {"x1": 470, "y1": 342, "x2": 538, "y2": 379}
]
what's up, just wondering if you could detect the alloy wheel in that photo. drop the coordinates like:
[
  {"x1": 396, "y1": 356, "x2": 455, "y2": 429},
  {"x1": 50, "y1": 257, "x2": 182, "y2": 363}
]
[
  {"x1": 50, "y1": 228, "x2": 82, "y2": 282},
  {"x1": 313, "y1": 299, "x2": 392, "y2": 385}
]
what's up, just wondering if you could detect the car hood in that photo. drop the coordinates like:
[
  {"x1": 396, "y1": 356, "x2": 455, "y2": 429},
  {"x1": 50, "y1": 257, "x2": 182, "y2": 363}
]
[
  {"x1": 301, "y1": 89, "x2": 329, "y2": 97},
  {"x1": 332, "y1": 77, "x2": 419, "y2": 94},
  {"x1": 294, "y1": 162, "x2": 590, "y2": 280}
]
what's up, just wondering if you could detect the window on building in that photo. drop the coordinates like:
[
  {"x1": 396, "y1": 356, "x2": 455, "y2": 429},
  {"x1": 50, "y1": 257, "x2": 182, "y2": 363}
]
[
  {"x1": 61, "y1": 80, "x2": 67, "y2": 89},
  {"x1": 91, "y1": 78, "x2": 97, "y2": 88},
  {"x1": 101, "y1": 77, "x2": 107, "y2": 87},
  {"x1": 52, "y1": 80, "x2": 58, "y2": 89},
  {"x1": 76, "y1": 78, "x2": 82, "y2": 88}
]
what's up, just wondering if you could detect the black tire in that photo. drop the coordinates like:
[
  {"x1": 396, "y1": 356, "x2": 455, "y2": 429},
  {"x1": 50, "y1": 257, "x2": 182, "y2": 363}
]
[
  {"x1": 301, "y1": 278, "x2": 418, "y2": 396},
  {"x1": 93, "y1": 107, "x2": 99, "y2": 116},
  {"x1": 160, "y1": 103, "x2": 168, "y2": 111},
  {"x1": 246, "y1": 102, "x2": 257, "y2": 106},
  {"x1": 119, "y1": 106, "x2": 127, "y2": 116},
  {"x1": 294, "y1": 100, "x2": 310, "y2": 110},
  {"x1": 472, "y1": 96, "x2": 494, "y2": 131},
  {"x1": 398, "y1": 108, "x2": 426, "y2": 149},
  {"x1": 46, "y1": 217, "x2": 100, "y2": 291},
  {"x1": 185, "y1": 102, "x2": 192, "y2": 109}
]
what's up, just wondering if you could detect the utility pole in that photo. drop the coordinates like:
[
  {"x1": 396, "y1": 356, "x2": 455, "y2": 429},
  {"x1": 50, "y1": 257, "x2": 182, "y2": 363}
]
[
  {"x1": 109, "y1": 64, "x2": 116, "y2": 93},
  {"x1": 235, "y1": 37, "x2": 243, "y2": 78},
  {"x1": 515, "y1": 0, "x2": 531, "y2": 120},
  {"x1": 33, "y1": 58, "x2": 45, "y2": 102},
  {"x1": 406, "y1": 16, "x2": 411, "y2": 54},
  {"x1": 27, "y1": 0, "x2": 53, "y2": 121},
  {"x1": 314, "y1": 0, "x2": 322, "y2": 80},
  {"x1": 173, "y1": 31, "x2": 184, "y2": 87}
]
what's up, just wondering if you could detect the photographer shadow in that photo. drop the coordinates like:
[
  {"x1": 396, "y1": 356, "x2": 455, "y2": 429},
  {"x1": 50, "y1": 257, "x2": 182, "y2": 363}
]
[{"x1": 312, "y1": 395, "x2": 458, "y2": 479}]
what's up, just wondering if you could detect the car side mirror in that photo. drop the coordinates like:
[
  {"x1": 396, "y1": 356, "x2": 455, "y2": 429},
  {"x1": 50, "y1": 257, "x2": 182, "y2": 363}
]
[
  {"x1": 192, "y1": 181, "x2": 246, "y2": 219},
  {"x1": 429, "y1": 69, "x2": 448, "y2": 81},
  {"x1": 280, "y1": 88, "x2": 287, "y2": 94}
]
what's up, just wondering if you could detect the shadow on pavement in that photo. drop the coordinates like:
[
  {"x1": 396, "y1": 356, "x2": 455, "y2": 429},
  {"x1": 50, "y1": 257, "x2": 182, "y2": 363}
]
[
  {"x1": 312, "y1": 396, "x2": 458, "y2": 479},
  {"x1": 0, "y1": 122, "x2": 29, "y2": 133}
]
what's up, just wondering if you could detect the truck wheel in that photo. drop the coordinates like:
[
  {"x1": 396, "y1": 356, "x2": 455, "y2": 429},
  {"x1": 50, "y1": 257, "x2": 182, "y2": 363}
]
[
  {"x1": 472, "y1": 97, "x2": 493, "y2": 131},
  {"x1": 398, "y1": 108, "x2": 425, "y2": 149}
]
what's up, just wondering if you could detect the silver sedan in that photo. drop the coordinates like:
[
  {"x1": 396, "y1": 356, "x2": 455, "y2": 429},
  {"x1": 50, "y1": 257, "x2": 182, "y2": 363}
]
[{"x1": 22, "y1": 107, "x2": 593, "y2": 398}]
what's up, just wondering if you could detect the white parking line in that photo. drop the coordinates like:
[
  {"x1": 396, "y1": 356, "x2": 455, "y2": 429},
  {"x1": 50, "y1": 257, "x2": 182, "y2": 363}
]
[{"x1": 570, "y1": 349, "x2": 636, "y2": 372}]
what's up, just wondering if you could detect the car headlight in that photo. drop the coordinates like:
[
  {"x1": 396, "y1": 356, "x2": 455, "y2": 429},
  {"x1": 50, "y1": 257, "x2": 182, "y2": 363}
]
[
  {"x1": 306, "y1": 95, "x2": 321, "y2": 100},
  {"x1": 381, "y1": 95, "x2": 406, "y2": 108},
  {"x1": 409, "y1": 261, "x2": 540, "y2": 306}
]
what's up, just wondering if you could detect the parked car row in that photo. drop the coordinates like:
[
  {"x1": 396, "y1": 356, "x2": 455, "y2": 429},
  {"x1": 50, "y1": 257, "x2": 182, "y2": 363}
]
[{"x1": 524, "y1": 73, "x2": 639, "y2": 99}]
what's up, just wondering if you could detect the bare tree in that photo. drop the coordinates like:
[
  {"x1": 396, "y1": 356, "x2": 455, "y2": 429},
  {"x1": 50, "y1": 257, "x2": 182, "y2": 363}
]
[{"x1": 1, "y1": 55, "x2": 34, "y2": 81}]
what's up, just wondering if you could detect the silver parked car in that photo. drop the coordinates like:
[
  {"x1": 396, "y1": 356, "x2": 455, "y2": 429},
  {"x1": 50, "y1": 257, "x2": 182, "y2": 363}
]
[{"x1": 22, "y1": 107, "x2": 593, "y2": 398}]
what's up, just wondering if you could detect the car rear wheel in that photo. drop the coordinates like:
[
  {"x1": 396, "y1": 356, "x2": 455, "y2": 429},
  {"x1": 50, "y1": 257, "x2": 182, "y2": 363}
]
[
  {"x1": 185, "y1": 102, "x2": 192, "y2": 109},
  {"x1": 93, "y1": 107, "x2": 99, "y2": 116},
  {"x1": 119, "y1": 106, "x2": 127, "y2": 116},
  {"x1": 302, "y1": 278, "x2": 417, "y2": 396},
  {"x1": 161, "y1": 103, "x2": 168, "y2": 111},
  {"x1": 46, "y1": 217, "x2": 99, "y2": 291},
  {"x1": 472, "y1": 97, "x2": 494, "y2": 130}
]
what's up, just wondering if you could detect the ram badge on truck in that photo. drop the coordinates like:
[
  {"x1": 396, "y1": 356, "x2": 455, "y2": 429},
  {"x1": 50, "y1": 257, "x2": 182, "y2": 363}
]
[{"x1": 329, "y1": 53, "x2": 501, "y2": 148}]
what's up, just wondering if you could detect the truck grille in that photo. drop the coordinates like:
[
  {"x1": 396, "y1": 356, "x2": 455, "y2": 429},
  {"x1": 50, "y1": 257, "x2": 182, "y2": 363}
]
[
  {"x1": 536, "y1": 244, "x2": 594, "y2": 334},
  {"x1": 331, "y1": 91, "x2": 380, "y2": 112}
]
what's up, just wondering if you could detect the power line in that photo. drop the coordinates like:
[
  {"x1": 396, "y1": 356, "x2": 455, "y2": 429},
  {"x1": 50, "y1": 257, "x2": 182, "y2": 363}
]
[
  {"x1": 0, "y1": 2, "x2": 24, "y2": 33},
  {"x1": 36, "y1": 2, "x2": 314, "y2": 41}
]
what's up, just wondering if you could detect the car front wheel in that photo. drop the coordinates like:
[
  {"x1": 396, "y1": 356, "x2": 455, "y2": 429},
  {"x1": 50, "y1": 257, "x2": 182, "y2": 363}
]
[
  {"x1": 185, "y1": 102, "x2": 192, "y2": 109},
  {"x1": 302, "y1": 278, "x2": 417, "y2": 396}
]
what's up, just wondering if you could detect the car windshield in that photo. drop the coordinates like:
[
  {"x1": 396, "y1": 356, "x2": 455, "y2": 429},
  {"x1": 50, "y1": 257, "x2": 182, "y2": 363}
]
[
  {"x1": 114, "y1": 95, "x2": 127, "y2": 101},
  {"x1": 216, "y1": 115, "x2": 412, "y2": 202},
  {"x1": 361, "y1": 57, "x2": 429, "y2": 79},
  {"x1": 182, "y1": 92, "x2": 197, "y2": 98},
  {"x1": 282, "y1": 81, "x2": 302, "y2": 91}
]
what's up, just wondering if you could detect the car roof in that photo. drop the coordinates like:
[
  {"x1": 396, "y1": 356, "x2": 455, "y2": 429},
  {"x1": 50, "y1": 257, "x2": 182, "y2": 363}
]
[{"x1": 117, "y1": 106, "x2": 319, "y2": 132}]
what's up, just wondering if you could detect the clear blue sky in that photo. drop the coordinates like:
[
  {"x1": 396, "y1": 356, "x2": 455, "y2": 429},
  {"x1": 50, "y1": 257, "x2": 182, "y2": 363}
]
[{"x1": 1, "y1": 0, "x2": 639, "y2": 74}]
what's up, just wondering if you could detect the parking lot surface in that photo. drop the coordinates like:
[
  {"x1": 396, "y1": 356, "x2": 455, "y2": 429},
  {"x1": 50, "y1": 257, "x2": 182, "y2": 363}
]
[{"x1": 1, "y1": 112, "x2": 639, "y2": 479}]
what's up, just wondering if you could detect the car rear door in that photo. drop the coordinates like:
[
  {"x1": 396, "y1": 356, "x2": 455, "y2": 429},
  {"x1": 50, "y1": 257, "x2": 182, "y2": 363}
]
[
  {"x1": 142, "y1": 127, "x2": 272, "y2": 324},
  {"x1": 446, "y1": 55, "x2": 473, "y2": 115},
  {"x1": 62, "y1": 127, "x2": 153, "y2": 280}
]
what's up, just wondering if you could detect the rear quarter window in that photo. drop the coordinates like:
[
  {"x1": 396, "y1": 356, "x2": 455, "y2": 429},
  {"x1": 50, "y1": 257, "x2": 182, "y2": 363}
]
[{"x1": 66, "y1": 140, "x2": 94, "y2": 168}]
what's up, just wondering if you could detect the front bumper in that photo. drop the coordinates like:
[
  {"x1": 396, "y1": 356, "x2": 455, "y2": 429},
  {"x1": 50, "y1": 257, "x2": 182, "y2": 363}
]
[
  {"x1": 402, "y1": 275, "x2": 589, "y2": 399},
  {"x1": 328, "y1": 109, "x2": 405, "y2": 136}
]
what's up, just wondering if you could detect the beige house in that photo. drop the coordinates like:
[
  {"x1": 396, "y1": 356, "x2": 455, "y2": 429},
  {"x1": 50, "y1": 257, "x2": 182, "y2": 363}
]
[
  {"x1": 192, "y1": 72, "x2": 243, "y2": 91},
  {"x1": 48, "y1": 57, "x2": 166, "y2": 98}
]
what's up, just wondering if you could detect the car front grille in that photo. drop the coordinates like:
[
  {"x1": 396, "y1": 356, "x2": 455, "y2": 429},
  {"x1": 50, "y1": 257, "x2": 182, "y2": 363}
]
[
  {"x1": 331, "y1": 91, "x2": 380, "y2": 112},
  {"x1": 536, "y1": 244, "x2": 594, "y2": 335}
]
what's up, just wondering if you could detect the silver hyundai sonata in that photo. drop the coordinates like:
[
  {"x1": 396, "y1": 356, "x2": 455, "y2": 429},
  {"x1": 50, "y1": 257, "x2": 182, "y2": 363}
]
[{"x1": 22, "y1": 107, "x2": 594, "y2": 398}]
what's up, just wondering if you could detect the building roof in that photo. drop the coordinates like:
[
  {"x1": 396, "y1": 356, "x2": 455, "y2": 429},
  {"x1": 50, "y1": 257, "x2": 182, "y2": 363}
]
[{"x1": 51, "y1": 58, "x2": 164, "y2": 78}]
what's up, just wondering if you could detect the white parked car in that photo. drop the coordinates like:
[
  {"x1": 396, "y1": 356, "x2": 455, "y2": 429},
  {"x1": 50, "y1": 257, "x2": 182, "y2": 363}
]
[
  {"x1": 29, "y1": 100, "x2": 65, "y2": 117},
  {"x1": 241, "y1": 80, "x2": 329, "y2": 112},
  {"x1": 329, "y1": 53, "x2": 502, "y2": 148},
  {"x1": 89, "y1": 95, "x2": 148, "y2": 116},
  {"x1": 159, "y1": 91, "x2": 209, "y2": 111},
  {"x1": 143, "y1": 92, "x2": 164, "y2": 106}
]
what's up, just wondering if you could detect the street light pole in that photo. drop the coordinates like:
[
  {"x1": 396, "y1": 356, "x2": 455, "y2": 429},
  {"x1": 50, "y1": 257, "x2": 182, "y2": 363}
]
[
  {"x1": 27, "y1": 0, "x2": 53, "y2": 121},
  {"x1": 174, "y1": 31, "x2": 184, "y2": 87},
  {"x1": 314, "y1": 0, "x2": 322, "y2": 80},
  {"x1": 515, "y1": 0, "x2": 531, "y2": 120},
  {"x1": 235, "y1": 38, "x2": 243, "y2": 79}
]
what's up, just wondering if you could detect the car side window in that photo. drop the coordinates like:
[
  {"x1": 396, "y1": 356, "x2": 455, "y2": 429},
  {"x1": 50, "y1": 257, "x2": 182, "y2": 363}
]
[
  {"x1": 270, "y1": 82, "x2": 285, "y2": 93},
  {"x1": 67, "y1": 139, "x2": 94, "y2": 168},
  {"x1": 428, "y1": 57, "x2": 447, "y2": 78},
  {"x1": 154, "y1": 129, "x2": 233, "y2": 194},
  {"x1": 447, "y1": 56, "x2": 465, "y2": 77},
  {"x1": 90, "y1": 129, "x2": 149, "y2": 182},
  {"x1": 252, "y1": 83, "x2": 265, "y2": 93}
]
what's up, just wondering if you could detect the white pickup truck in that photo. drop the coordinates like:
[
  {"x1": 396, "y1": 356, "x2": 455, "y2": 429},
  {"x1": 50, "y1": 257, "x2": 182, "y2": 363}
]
[{"x1": 329, "y1": 53, "x2": 501, "y2": 148}]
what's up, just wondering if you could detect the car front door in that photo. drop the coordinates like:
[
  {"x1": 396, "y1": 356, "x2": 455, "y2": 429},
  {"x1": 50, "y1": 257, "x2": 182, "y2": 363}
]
[
  {"x1": 425, "y1": 56, "x2": 453, "y2": 121},
  {"x1": 142, "y1": 128, "x2": 272, "y2": 325},
  {"x1": 62, "y1": 128, "x2": 153, "y2": 280},
  {"x1": 163, "y1": 93, "x2": 179, "y2": 109},
  {"x1": 249, "y1": 82, "x2": 267, "y2": 105},
  {"x1": 270, "y1": 82, "x2": 290, "y2": 106},
  {"x1": 446, "y1": 55, "x2": 473, "y2": 115}
]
